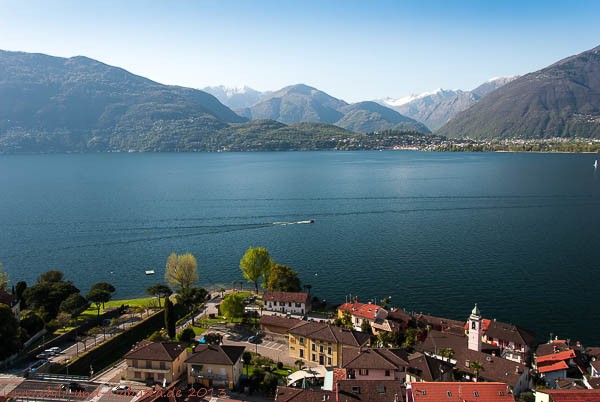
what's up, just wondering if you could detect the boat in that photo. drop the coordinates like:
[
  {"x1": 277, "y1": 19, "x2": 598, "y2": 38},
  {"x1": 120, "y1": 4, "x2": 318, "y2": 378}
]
[
  {"x1": 594, "y1": 160, "x2": 598, "y2": 168},
  {"x1": 145, "y1": 270, "x2": 155, "y2": 275}
]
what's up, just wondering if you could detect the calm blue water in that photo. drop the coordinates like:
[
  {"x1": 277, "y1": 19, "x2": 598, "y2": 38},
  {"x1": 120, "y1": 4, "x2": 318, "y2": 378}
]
[{"x1": 1, "y1": 151, "x2": 599, "y2": 344}]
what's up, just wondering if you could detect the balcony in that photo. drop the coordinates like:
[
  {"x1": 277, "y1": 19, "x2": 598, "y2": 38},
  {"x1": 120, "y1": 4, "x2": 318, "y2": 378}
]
[{"x1": 190, "y1": 370, "x2": 228, "y2": 381}]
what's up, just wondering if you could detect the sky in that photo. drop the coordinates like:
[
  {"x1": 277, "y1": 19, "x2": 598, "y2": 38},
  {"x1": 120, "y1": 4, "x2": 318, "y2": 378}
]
[{"x1": 1, "y1": 0, "x2": 600, "y2": 102}]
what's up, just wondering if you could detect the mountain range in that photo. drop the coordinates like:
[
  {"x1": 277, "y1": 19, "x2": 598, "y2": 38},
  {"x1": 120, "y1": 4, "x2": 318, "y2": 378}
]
[
  {"x1": 437, "y1": 45, "x2": 600, "y2": 139},
  {"x1": 1, "y1": 44, "x2": 600, "y2": 153},
  {"x1": 213, "y1": 84, "x2": 430, "y2": 134},
  {"x1": 378, "y1": 76, "x2": 518, "y2": 131}
]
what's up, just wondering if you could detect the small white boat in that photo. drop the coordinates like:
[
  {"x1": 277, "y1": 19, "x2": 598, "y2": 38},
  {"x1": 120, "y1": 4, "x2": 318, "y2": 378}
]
[
  {"x1": 145, "y1": 270, "x2": 155, "y2": 275},
  {"x1": 594, "y1": 160, "x2": 598, "y2": 169}
]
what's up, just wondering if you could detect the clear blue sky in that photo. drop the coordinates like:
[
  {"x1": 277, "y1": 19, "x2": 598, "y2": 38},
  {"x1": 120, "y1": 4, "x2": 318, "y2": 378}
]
[{"x1": 1, "y1": 0, "x2": 599, "y2": 102}]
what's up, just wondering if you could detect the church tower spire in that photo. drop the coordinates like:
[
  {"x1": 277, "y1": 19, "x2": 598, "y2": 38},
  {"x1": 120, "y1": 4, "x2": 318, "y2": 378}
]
[{"x1": 468, "y1": 303, "x2": 482, "y2": 352}]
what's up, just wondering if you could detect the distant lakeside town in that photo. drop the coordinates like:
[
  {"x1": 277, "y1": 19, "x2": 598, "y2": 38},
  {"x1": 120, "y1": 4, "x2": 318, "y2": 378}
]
[{"x1": 1, "y1": 249, "x2": 599, "y2": 402}]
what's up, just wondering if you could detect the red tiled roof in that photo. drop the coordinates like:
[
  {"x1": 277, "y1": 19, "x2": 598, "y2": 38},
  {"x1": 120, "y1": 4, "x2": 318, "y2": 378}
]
[
  {"x1": 537, "y1": 350, "x2": 576, "y2": 363},
  {"x1": 537, "y1": 389, "x2": 600, "y2": 401},
  {"x1": 407, "y1": 382, "x2": 514, "y2": 402},
  {"x1": 263, "y1": 291, "x2": 309, "y2": 304},
  {"x1": 538, "y1": 360, "x2": 569, "y2": 373},
  {"x1": 338, "y1": 302, "x2": 384, "y2": 320}
]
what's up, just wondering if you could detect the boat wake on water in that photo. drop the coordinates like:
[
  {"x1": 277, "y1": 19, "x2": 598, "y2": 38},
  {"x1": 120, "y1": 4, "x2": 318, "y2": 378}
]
[{"x1": 273, "y1": 219, "x2": 315, "y2": 226}]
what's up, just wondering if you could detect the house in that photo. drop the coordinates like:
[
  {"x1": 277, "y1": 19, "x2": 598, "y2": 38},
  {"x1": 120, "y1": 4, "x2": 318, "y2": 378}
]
[
  {"x1": 276, "y1": 380, "x2": 404, "y2": 402},
  {"x1": 534, "y1": 339, "x2": 587, "y2": 388},
  {"x1": 185, "y1": 344, "x2": 245, "y2": 390},
  {"x1": 0, "y1": 290, "x2": 20, "y2": 320},
  {"x1": 406, "y1": 382, "x2": 514, "y2": 402},
  {"x1": 463, "y1": 306, "x2": 536, "y2": 364},
  {"x1": 337, "y1": 301, "x2": 387, "y2": 332},
  {"x1": 124, "y1": 341, "x2": 188, "y2": 384},
  {"x1": 533, "y1": 389, "x2": 600, "y2": 402},
  {"x1": 413, "y1": 313, "x2": 465, "y2": 336},
  {"x1": 263, "y1": 291, "x2": 310, "y2": 315},
  {"x1": 341, "y1": 347, "x2": 411, "y2": 381},
  {"x1": 288, "y1": 321, "x2": 370, "y2": 367},
  {"x1": 405, "y1": 352, "x2": 453, "y2": 383},
  {"x1": 418, "y1": 329, "x2": 530, "y2": 396},
  {"x1": 259, "y1": 315, "x2": 304, "y2": 335}
]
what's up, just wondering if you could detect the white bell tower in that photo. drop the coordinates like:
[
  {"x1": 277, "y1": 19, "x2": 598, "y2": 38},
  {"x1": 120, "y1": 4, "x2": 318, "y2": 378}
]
[{"x1": 468, "y1": 303, "x2": 482, "y2": 352}]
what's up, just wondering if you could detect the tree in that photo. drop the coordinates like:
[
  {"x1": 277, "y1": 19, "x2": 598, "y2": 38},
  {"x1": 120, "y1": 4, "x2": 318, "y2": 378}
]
[
  {"x1": 87, "y1": 288, "x2": 111, "y2": 322},
  {"x1": 37, "y1": 270, "x2": 64, "y2": 283},
  {"x1": 89, "y1": 283, "x2": 115, "y2": 309},
  {"x1": 15, "y1": 281, "x2": 27, "y2": 309},
  {"x1": 243, "y1": 351, "x2": 252, "y2": 375},
  {"x1": 360, "y1": 320, "x2": 373, "y2": 335},
  {"x1": 439, "y1": 347, "x2": 455, "y2": 361},
  {"x1": 59, "y1": 293, "x2": 88, "y2": 315},
  {"x1": 294, "y1": 359, "x2": 304, "y2": 370},
  {"x1": 402, "y1": 327, "x2": 419, "y2": 351},
  {"x1": 380, "y1": 297, "x2": 391, "y2": 309},
  {"x1": 263, "y1": 372, "x2": 278, "y2": 395},
  {"x1": 146, "y1": 284, "x2": 172, "y2": 308},
  {"x1": 19, "y1": 311, "x2": 45, "y2": 337},
  {"x1": 0, "y1": 263, "x2": 8, "y2": 292},
  {"x1": 178, "y1": 327, "x2": 196, "y2": 343},
  {"x1": 0, "y1": 304, "x2": 22, "y2": 359},
  {"x1": 219, "y1": 287, "x2": 226, "y2": 298},
  {"x1": 164, "y1": 297, "x2": 176, "y2": 338},
  {"x1": 334, "y1": 310, "x2": 353, "y2": 329},
  {"x1": 469, "y1": 360, "x2": 484, "y2": 382},
  {"x1": 165, "y1": 253, "x2": 198, "y2": 290},
  {"x1": 176, "y1": 287, "x2": 207, "y2": 325},
  {"x1": 56, "y1": 312, "x2": 71, "y2": 329},
  {"x1": 240, "y1": 247, "x2": 273, "y2": 293},
  {"x1": 265, "y1": 264, "x2": 301, "y2": 292},
  {"x1": 24, "y1": 276, "x2": 80, "y2": 321},
  {"x1": 220, "y1": 293, "x2": 244, "y2": 320}
]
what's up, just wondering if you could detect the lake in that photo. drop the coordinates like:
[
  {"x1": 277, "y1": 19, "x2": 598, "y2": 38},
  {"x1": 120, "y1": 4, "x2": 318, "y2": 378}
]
[{"x1": 1, "y1": 151, "x2": 599, "y2": 344}]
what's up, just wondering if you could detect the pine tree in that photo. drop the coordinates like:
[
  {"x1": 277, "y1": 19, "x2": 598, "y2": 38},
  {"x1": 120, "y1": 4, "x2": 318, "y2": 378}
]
[{"x1": 164, "y1": 297, "x2": 176, "y2": 339}]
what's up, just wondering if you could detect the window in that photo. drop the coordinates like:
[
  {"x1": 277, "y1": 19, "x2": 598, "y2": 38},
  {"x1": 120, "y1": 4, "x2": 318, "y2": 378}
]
[
  {"x1": 359, "y1": 369, "x2": 369, "y2": 376},
  {"x1": 134, "y1": 371, "x2": 141, "y2": 379},
  {"x1": 312, "y1": 344, "x2": 316, "y2": 351},
  {"x1": 498, "y1": 392, "x2": 504, "y2": 396},
  {"x1": 300, "y1": 349, "x2": 304, "y2": 358},
  {"x1": 385, "y1": 370, "x2": 390, "y2": 377},
  {"x1": 299, "y1": 337, "x2": 304, "y2": 344},
  {"x1": 312, "y1": 354, "x2": 316, "y2": 361},
  {"x1": 319, "y1": 345, "x2": 324, "y2": 353},
  {"x1": 421, "y1": 391, "x2": 427, "y2": 396},
  {"x1": 132, "y1": 359, "x2": 138, "y2": 368},
  {"x1": 376, "y1": 385, "x2": 386, "y2": 393},
  {"x1": 288, "y1": 302, "x2": 292, "y2": 307},
  {"x1": 351, "y1": 386, "x2": 360, "y2": 394},
  {"x1": 146, "y1": 360, "x2": 152, "y2": 369},
  {"x1": 447, "y1": 391, "x2": 452, "y2": 397},
  {"x1": 327, "y1": 346, "x2": 332, "y2": 355},
  {"x1": 472, "y1": 321, "x2": 476, "y2": 330},
  {"x1": 327, "y1": 357, "x2": 332, "y2": 365},
  {"x1": 474, "y1": 391, "x2": 479, "y2": 397},
  {"x1": 159, "y1": 362, "x2": 166, "y2": 370}
]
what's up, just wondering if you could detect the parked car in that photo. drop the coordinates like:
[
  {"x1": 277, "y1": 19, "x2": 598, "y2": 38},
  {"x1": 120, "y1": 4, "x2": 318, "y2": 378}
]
[
  {"x1": 61, "y1": 382, "x2": 85, "y2": 392},
  {"x1": 111, "y1": 385, "x2": 131, "y2": 394},
  {"x1": 47, "y1": 347, "x2": 61, "y2": 354},
  {"x1": 36, "y1": 352, "x2": 51, "y2": 359},
  {"x1": 248, "y1": 335, "x2": 261, "y2": 344}
]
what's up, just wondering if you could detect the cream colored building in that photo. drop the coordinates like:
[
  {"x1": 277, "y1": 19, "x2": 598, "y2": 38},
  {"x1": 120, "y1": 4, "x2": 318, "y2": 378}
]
[
  {"x1": 185, "y1": 344, "x2": 245, "y2": 390},
  {"x1": 124, "y1": 341, "x2": 188, "y2": 384}
]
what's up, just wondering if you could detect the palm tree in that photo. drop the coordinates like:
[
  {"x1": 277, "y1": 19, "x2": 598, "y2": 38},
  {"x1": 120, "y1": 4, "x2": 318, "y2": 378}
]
[
  {"x1": 295, "y1": 359, "x2": 305, "y2": 370},
  {"x1": 469, "y1": 360, "x2": 484, "y2": 382},
  {"x1": 440, "y1": 347, "x2": 455, "y2": 361}
]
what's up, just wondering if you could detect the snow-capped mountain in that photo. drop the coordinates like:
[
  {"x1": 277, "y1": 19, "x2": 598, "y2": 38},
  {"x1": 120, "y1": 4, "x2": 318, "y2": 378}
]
[
  {"x1": 202, "y1": 85, "x2": 267, "y2": 110},
  {"x1": 378, "y1": 76, "x2": 518, "y2": 130}
]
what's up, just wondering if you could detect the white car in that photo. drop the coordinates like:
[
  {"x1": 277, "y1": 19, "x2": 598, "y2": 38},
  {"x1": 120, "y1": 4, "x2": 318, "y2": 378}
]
[{"x1": 111, "y1": 385, "x2": 131, "y2": 394}]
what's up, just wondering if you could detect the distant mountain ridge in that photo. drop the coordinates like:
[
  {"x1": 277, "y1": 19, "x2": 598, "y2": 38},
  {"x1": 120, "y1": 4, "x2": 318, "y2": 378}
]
[
  {"x1": 437, "y1": 45, "x2": 600, "y2": 139},
  {"x1": 379, "y1": 76, "x2": 518, "y2": 130},
  {"x1": 202, "y1": 85, "x2": 267, "y2": 110},
  {"x1": 236, "y1": 83, "x2": 430, "y2": 133}
]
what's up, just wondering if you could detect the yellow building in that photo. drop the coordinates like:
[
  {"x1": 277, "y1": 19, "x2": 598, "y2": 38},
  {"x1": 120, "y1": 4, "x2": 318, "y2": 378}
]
[
  {"x1": 287, "y1": 321, "x2": 370, "y2": 367},
  {"x1": 125, "y1": 341, "x2": 188, "y2": 384}
]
